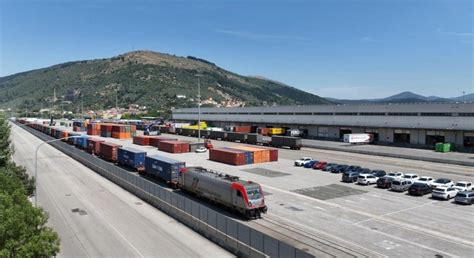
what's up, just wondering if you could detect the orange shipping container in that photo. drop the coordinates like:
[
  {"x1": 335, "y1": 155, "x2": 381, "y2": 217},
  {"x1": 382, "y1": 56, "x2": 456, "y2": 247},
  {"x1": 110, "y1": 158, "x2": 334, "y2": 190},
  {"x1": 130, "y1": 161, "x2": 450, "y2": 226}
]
[{"x1": 234, "y1": 145, "x2": 270, "y2": 163}]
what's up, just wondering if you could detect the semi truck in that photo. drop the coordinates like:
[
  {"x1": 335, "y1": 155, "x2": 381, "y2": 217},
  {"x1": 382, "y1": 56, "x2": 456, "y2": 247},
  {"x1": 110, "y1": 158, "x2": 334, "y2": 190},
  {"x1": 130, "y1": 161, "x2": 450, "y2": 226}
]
[{"x1": 343, "y1": 133, "x2": 373, "y2": 144}]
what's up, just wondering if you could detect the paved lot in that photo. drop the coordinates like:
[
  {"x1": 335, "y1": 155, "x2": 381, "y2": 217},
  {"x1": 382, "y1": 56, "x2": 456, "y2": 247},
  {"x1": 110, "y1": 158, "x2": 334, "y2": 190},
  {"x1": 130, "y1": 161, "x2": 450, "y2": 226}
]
[
  {"x1": 11, "y1": 125, "x2": 233, "y2": 258},
  {"x1": 302, "y1": 138, "x2": 474, "y2": 166},
  {"x1": 26, "y1": 126, "x2": 474, "y2": 257}
]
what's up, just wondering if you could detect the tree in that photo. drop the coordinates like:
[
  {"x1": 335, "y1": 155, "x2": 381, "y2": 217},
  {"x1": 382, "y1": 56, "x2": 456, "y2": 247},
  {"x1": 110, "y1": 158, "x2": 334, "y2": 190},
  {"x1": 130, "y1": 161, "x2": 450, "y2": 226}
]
[{"x1": 0, "y1": 115, "x2": 60, "y2": 257}]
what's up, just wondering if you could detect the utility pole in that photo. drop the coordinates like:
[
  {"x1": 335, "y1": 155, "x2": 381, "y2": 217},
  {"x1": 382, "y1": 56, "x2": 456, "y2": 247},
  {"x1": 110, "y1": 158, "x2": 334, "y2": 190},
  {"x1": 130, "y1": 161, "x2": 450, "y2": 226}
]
[
  {"x1": 462, "y1": 91, "x2": 466, "y2": 102},
  {"x1": 196, "y1": 74, "x2": 202, "y2": 142},
  {"x1": 115, "y1": 88, "x2": 118, "y2": 110},
  {"x1": 81, "y1": 93, "x2": 84, "y2": 119}
]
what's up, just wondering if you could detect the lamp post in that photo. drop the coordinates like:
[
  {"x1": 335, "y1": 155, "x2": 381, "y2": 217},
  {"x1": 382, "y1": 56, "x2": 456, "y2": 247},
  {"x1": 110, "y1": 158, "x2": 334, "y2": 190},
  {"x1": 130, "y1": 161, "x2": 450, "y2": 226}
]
[
  {"x1": 195, "y1": 74, "x2": 203, "y2": 142},
  {"x1": 34, "y1": 135, "x2": 79, "y2": 207}
]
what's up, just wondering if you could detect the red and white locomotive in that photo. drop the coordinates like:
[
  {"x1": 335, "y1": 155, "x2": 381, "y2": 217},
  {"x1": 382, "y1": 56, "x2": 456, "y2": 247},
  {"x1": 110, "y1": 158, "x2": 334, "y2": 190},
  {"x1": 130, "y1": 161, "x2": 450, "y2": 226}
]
[{"x1": 180, "y1": 167, "x2": 267, "y2": 219}]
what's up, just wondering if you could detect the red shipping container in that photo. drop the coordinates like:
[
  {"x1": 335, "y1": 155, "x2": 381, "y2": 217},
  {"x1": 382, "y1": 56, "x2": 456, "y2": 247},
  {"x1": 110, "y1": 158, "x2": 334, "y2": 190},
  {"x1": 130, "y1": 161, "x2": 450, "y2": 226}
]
[
  {"x1": 256, "y1": 146, "x2": 278, "y2": 162},
  {"x1": 234, "y1": 126, "x2": 252, "y2": 133},
  {"x1": 133, "y1": 135, "x2": 152, "y2": 145},
  {"x1": 158, "y1": 141, "x2": 189, "y2": 153},
  {"x1": 149, "y1": 137, "x2": 177, "y2": 147},
  {"x1": 99, "y1": 142, "x2": 122, "y2": 162},
  {"x1": 209, "y1": 148, "x2": 247, "y2": 166},
  {"x1": 87, "y1": 138, "x2": 104, "y2": 155},
  {"x1": 257, "y1": 127, "x2": 270, "y2": 136}
]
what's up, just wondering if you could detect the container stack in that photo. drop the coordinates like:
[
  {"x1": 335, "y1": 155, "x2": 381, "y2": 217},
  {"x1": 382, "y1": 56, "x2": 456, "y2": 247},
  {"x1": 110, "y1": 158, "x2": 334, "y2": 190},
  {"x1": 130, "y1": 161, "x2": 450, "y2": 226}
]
[
  {"x1": 232, "y1": 146, "x2": 269, "y2": 163},
  {"x1": 209, "y1": 148, "x2": 249, "y2": 166},
  {"x1": 149, "y1": 137, "x2": 177, "y2": 147},
  {"x1": 158, "y1": 141, "x2": 190, "y2": 153},
  {"x1": 73, "y1": 121, "x2": 87, "y2": 132},
  {"x1": 99, "y1": 142, "x2": 122, "y2": 162},
  {"x1": 132, "y1": 135, "x2": 157, "y2": 145},
  {"x1": 112, "y1": 125, "x2": 133, "y2": 139},
  {"x1": 87, "y1": 123, "x2": 101, "y2": 135},
  {"x1": 100, "y1": 124, "x2": 113, "y2": 137}
]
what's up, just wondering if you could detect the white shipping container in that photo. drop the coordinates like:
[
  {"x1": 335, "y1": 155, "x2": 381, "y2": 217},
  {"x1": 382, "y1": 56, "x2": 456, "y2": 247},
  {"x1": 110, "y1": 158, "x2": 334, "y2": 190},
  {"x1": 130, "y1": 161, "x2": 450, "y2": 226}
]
[{"x1": 344, "y1": 133, "x2": 373, "y2": 144}]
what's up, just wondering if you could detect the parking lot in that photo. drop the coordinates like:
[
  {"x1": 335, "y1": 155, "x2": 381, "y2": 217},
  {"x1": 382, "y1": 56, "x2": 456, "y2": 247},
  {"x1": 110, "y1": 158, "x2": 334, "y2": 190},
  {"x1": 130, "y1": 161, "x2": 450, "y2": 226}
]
[{"x1": 49, "y1": 127, "x2": 474, "y2": 257}]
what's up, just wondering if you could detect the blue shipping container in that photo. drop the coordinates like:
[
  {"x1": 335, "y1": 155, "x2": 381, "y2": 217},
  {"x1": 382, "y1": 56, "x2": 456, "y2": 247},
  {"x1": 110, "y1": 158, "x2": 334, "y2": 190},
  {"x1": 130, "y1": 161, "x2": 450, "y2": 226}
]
[
  {"x1": 223, "y1": 147, "x2": 254, "y2": 164},
  {"x1": 75, "y1": 135, "x2": 89, "y2": 149},
  {"x1": 145, "y1": 155, "x2": 185, "y2": 183},
  {"x1": 118, "y1": 147, "x2": 146, "y2": 170}
]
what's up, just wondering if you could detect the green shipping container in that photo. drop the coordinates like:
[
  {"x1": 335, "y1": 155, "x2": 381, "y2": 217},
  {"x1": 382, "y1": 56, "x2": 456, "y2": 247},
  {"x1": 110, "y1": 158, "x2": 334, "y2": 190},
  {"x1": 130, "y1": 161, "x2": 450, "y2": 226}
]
[{"x1": 435, "y1": 143, "x2": 444, "y2": 152}]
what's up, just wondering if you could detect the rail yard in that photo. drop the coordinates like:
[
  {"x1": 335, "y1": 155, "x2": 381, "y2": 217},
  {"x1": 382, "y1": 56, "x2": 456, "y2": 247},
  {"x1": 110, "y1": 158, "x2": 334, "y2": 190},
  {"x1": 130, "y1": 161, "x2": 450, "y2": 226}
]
[{"x1": 10, "y1": 118, "x2": 474, "y2": 257}]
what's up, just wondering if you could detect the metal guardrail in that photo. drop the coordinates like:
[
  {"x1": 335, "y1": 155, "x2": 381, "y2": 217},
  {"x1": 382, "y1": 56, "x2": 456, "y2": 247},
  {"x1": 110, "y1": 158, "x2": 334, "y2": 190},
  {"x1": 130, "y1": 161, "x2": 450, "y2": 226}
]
[{"x1": 24, "y1": 125, "x2": 314, "y2": 258}]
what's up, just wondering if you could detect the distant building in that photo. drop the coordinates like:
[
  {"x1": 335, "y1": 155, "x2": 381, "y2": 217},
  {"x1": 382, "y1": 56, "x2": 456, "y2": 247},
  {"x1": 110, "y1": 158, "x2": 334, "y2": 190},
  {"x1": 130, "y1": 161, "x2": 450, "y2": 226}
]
[
  {"x1": 173, "y1": 102, "x2": 474, "y2": 151},
  {"x1": 176, "y1": 94, "x2": 186, "y2": 99}
]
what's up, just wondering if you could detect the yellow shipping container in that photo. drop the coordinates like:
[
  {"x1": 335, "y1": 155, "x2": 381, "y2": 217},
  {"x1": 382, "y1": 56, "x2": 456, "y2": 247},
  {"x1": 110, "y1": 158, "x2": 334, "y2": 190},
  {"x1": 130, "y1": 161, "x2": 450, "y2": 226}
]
[
  {"x1": 268, "y1": 127, "x2": 285, "y2": 135},
  {"x1": 182, "y1": 121, "x2": 208, "y2": 130}
]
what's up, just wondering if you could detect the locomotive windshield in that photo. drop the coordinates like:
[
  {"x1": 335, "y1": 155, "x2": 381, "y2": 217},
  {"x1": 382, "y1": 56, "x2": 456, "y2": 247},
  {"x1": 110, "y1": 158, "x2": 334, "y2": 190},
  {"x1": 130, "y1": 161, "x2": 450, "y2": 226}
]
[{"x1": 246, "y1": 187, "x2": 262, "y2": 200}]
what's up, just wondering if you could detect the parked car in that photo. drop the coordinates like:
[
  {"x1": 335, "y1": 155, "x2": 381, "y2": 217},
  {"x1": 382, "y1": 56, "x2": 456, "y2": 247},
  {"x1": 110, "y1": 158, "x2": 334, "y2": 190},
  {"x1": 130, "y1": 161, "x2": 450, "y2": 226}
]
[
  {"x1": 417, "y1": 176, "x2": 434, "y2": 186},
  {"x1": 454, "y1": 181, "x2": 473, "y2": 192},
  {"x1": 357, "y1": 174, "x2": 378, "y2": 185},
  {"x1": 331, "y1": 165, "x2": 348, "y2": 173},
  {"x1": 386, "y1": 172, "x2": 404, "y2": 179},
  {"x1": 304, "y1": 160, "x2": 318, "y2": 168},
  {"x1": 402, "y1": 174, "x2": 420, "y2": 183},
  {"x1": 322, "y1": 163, "x2": 338, "y2": 171},
  {"x1": 408, "y1": 183, "x2": 433, "y2": 196},
  {"x1": 454, "y1": 191, "x2": 474, "y2": 205},
  {"x1": 345, "y1": 165, "x2": 361, "y2": 173},
  {"x1": 313, "y1": 161, "x2": 327, "y2": 170},
  {"x1": 194, "y1": 147, "x2": 207, "y2": 153},
  {"x1": 431, "y1": 187, "x2": 458, "y2": 200},
  {"x1": 294, "y1": 157, "x2": 313, "y2": 166},
  {"x1": 377, "y1": 177, "x2": 394, "y2": 189},
  {"x1": 391, "y1": 179, "x2": 412, "y2": 192},
  {"x1": 371, "y1": 170, "x2": 386, "y2": 178},
  {"x1": 342, "y1": 171, "x2": 361, "y2": 183},
  {"x1": 431, "y1": 178, "x2": 454, "y2": 188}
]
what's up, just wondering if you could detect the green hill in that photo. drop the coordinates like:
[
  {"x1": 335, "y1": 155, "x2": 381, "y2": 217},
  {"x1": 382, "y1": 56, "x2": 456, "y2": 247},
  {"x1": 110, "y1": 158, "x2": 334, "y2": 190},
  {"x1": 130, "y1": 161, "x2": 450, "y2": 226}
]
[{"x1": 0, "y1": 50, "x2": 330, "y2": 113}]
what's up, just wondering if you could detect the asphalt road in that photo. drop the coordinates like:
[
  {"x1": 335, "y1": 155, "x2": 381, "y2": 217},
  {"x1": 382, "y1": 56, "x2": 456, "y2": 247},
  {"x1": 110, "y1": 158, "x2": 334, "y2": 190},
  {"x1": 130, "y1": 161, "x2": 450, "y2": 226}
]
[{"x1": 11, "y1": 125, "x2": 233, "y2": 258}]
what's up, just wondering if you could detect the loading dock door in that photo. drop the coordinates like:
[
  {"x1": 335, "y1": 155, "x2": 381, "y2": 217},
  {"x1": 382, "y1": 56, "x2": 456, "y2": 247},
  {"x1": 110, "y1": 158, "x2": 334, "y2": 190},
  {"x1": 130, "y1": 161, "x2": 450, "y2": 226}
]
[
  {"x1": 426, "y1": 131, "x2": 445, "y2": 145},
  {"x1": 463, "y1": 132, "x2": 474, "y2": 147},
  {"x1": 339, "y1": 128, "x2": 352, "y2": 139},
  {"x1": 365, "y1": 129, "x2": 379, "y2": 142},
  {"x1": 394, "y1": 129, "x2": 410, "y2": 144}
]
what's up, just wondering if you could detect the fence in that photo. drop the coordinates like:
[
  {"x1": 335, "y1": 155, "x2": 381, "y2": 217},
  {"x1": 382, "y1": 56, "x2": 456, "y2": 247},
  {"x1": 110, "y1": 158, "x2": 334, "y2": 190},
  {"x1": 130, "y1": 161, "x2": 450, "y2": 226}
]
[{"x1": 24, "y1": 125, "x2": 314, "y2": 258}]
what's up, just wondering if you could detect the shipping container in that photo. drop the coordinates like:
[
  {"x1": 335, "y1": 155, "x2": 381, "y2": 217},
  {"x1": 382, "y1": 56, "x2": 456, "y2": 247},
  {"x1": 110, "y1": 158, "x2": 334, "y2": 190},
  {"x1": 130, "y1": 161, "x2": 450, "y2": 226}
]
[
  {"x1": 117, "y1": 147, "x2": 146, "y2": 172},
  {"x1": 209, "y1": 148, "x2": 247, "y2": 166},
  {"x1": 144, "y1": 155, "x2": 185, "y2": 185},
  {"x1": 233, "y1": 146, "x2": 270, "y2": 163},
  {"x1": 149, "y1": 137, "x2": 177, "y2": 147},
  {"x1": 75, "y1": 135, "x2": 89, "y2": 149},
  {"x1": 267, "y1": 128, "x2": 285, "y2": 136},
  {"x1": 158, "y1": 140, "x2": 190, "y2": 153},
  {"x1": 224, "y1": 147, "x2": 254, "y2": 164},
  {"x1": 99, "y1": 142, "x2": 122, "y2": 162},
  {"x1": 257, "y1": 146, "x2": 278, "y2": 162},
  {"x1": 101, "y1": 124, "x2": 113, "y2": 137},
  {"x1": 246, "y1": 133, "x2": 263, "y2": 144},
  {"x1": 257, "y1": 127, "x2": 270, "y2": 136},
  {"x1": 271, "y1": 136, "x2": 302, "y2": 150},
  {"x1": 87, "y1": 138, "x2": 104, "y2": 155},
  {"x1": 67, "y1": 132, "x2": 80, "y2": 144},
  {"x1": 226, "y1": 132, "x2": 248, "y2": 142},
  {"x1": 87, "y1": 123, "x2": 101, "y2": 135},
  {"x1": 233, "y1": 126, "x2": 252, "y2": 133},
  {"x1": 133, "y1": 135, "x2": 156, "y2": 145}
]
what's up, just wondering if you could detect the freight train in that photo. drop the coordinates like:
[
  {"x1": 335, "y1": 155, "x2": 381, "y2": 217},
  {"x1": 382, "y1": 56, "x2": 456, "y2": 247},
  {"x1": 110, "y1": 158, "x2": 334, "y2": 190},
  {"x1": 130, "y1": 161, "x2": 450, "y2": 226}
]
[
  {"x1": 20, "y1": 120, "x2": 267, "y2": 220},
  {"x1": 158, "y1": 126, "x2": 302, "y2": 150}
]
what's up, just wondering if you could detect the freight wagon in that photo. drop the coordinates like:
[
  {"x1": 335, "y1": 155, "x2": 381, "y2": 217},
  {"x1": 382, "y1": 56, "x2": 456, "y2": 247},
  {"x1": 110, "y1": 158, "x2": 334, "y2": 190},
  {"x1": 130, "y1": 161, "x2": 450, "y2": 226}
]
[
  {"x1": 270, "y1": 136, "x2": 302, "y2": 150},
  {"x1": 180, "y1": 167, "x2": 267, "y2": 219},
  {"x1": 117, "y1": 147, "x2": 146, "y2": 172},
  {"x1": 226, "y1": 132, "x2": 248, "y2": 143},
  {"x1": 99, "y1": 142, "x2": 122, "y2": 162},
  {"x1": 145, "y1": 155, "x2": 185, "y2": 186}
]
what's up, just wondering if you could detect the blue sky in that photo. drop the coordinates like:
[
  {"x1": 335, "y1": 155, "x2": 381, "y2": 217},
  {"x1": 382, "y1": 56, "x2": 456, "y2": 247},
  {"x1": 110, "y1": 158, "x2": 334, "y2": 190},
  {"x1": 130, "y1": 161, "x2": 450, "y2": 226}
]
[{"x1": 1, "y1": 0, "x2": 472, "y2": 99}]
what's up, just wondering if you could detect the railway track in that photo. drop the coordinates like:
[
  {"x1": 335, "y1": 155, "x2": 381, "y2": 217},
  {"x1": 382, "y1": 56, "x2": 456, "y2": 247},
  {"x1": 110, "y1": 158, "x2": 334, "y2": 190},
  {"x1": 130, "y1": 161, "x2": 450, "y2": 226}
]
[{"x1": 249, "y1": 214, "x2": 383, "y2": 258}]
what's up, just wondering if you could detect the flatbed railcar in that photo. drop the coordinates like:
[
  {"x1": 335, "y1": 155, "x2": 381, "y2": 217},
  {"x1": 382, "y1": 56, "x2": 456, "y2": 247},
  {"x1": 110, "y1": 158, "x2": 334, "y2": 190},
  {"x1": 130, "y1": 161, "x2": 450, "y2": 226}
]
[{"x1": 180, "y1": 167, "x2": 267, "y2": 219}]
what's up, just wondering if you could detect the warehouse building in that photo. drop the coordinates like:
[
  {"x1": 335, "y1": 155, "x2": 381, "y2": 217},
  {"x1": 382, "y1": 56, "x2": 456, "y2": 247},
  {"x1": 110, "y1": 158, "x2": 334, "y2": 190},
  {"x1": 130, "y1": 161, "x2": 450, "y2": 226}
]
[{"x1": 172, "y1": 103, "x2": 474, "y2": 151}]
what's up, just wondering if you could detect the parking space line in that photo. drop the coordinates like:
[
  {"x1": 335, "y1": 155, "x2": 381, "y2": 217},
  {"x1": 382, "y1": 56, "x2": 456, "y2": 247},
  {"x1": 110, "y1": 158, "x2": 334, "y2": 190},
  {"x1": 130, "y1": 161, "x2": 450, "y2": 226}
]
[{"x1": 353, "y1": 201, "x2": 437, "y2": 225}]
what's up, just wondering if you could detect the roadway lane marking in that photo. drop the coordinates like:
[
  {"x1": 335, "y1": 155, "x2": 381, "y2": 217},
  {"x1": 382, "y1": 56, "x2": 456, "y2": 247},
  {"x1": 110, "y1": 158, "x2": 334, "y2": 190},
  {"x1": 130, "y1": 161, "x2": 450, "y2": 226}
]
[
  {"x1": 353, "y1": 201, "x2": 438, "y2": 225},
  {"x1": 261, "y1": 184, "x2": 474, "y2": 249}
]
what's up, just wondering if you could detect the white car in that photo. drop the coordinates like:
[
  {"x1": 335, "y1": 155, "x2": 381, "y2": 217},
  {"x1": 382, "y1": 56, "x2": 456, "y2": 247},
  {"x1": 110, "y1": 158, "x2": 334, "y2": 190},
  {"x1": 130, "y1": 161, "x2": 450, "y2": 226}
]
[
  {"x1": 432, "y1": 187, "x2": 458, "y2": 200},
  {"x1": 417, "y1": 176, "x2": 434, "y2": 186},
  {"x1": 357, "y1": 174, "x2": 378, "y2": 185},
  {"x1": 431, "y1": 178, "x2": 454, "y2": 188},
  {"x1": 386, "y1": 172, "x2": 404, "y2": 179},
  {"x1": 294, "y1": 157, "x2": 313, "y2": 166},
  {"x1": 401, "y1": 173, "x2": 419, "y2": 183},
  {"x1": 195, "y1": 147, "x2": 208, "y2": 153},
  {"x1": 454, "y1": 181, "x2": 473, "y2": 192}
]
